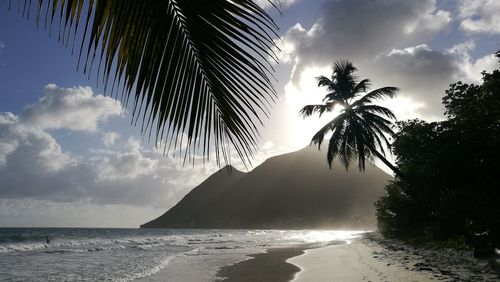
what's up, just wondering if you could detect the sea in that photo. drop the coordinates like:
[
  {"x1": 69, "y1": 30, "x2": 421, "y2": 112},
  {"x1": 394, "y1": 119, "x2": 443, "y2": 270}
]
[{"x1": 0, "y1": 228, "x2": 365, "y2": 281}]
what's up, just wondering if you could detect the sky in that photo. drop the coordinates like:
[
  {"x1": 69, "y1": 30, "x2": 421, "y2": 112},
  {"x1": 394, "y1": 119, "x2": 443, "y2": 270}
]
[{"x1": 0, "y1": 0, "x2": 499, "y2": 227}]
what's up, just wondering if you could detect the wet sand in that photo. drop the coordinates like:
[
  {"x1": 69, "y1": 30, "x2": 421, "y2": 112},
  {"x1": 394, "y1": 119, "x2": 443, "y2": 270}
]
[{"x1": 216, "y1": 247, "x2": 307, "y2": 282}]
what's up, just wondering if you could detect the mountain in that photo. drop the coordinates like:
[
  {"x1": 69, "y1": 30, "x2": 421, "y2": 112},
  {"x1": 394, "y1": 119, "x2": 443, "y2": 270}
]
[
  {"x1": 141, "y1": 146, "x2": 392, "y2": 229},
  {"x1": 141, "y1": 165, "x2": 246, "y2": 228}
]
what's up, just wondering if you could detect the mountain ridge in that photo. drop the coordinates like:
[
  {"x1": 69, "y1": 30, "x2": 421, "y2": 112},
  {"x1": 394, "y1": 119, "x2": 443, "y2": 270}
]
[{"x1": 141, "y1": 146, "x2": 392, "y2": 229}]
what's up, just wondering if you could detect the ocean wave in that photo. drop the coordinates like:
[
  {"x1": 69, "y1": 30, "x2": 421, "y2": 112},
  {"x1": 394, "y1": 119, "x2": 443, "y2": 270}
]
[
  {"x1": 87, "y1": 245, "x2": 127, "y2": 252},
  {"x1": 113, "y1": 255, "x2": 175, "y2": 282},
  {"x1": 0, "y1": 235, "x2": 187, "y2": 254},
  {"x1": 41, "y1": 249, "x2": 88, "y2": 254},
  {"x1": 0, "y1": 242, "x2": 49, "y2": 253}
]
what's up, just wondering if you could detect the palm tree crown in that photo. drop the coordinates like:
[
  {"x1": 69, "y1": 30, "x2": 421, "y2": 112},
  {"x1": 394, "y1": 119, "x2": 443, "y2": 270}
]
[{"x1": 300, "y1": 60, "x2": 402, "y2": 176}]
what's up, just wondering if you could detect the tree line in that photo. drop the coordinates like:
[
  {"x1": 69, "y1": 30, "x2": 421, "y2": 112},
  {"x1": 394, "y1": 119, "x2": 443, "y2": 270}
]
[{"x1": 376, "y1": 52, "x2": 500, "y2": 248}]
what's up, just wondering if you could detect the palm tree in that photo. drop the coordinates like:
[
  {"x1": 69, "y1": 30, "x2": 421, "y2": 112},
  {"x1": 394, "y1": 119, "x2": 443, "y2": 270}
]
[
  {"x1": 300, "y1": 60, "x2": 404, "y2": 178},
  {"x1": 9, "y1": 0, "x2": 279, "y2": 166}
]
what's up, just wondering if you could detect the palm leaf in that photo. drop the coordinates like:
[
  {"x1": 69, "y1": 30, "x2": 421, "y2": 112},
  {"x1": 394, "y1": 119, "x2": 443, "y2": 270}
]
[
  {"x1": 355, "y1": 104, "x2": 397, "y2": 121},
  {"x1": 332, "y1": 61, "x2": 357, "y2": 94},
  {"x1": 11, "y1": 0, "x2": 279, "y2": 166},
  {"x1": 352, "y1": 86, "x2": 399, "y2": 107},
  {"x1": 353, "y1": 113, "x2": 388, "y2": 156},
  {"x1": 299, "y1": 103, "x2": 335, "y2": 118},
  {"x1": 360, "y1": 112, "x2": 396, "y2": 136},
  {"x1": 311, "y1": 113, "x2": 347, "y2": 148},
  {"x1": 350, "y1": 79, "x2": 370, "y2": 97},
  {"x1": 316, "y1": 75, "x2": 333, "y2": 89},
  {"x1": 326, "y1": 122, "x2": 345, "y2": 168}
]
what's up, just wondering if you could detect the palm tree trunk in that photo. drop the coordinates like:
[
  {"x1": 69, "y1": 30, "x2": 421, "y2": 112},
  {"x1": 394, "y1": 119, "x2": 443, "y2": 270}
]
[{"x1": 368, "y1": 145, "x2": 406, "y2": 181}]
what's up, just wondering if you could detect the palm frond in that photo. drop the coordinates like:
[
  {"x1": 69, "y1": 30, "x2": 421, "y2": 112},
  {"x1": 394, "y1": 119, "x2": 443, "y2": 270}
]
[
  {"x1": 332, "y1": 60, "x2": 357, "y2": 79},
  {"x1": 311, "y1": 113, "x2": 346, "y2": 148},
  {"x1": 326, "y1": 123, "x2": 345, "y2": 168},
  {"x1": 316, "y1": 75, "x2": 333, "y2": 89},
  {"x1": 350, "y1": 79, "x2": 370, "y2": 97},
  {"x1": 360, "y1": 112, "x2": 396, "y2": 136},
  {"x1": 322, "y1": 93, "x2": 346, "y2": 105},
  {"x1": 331, "y1": 60, "x2": 358, "y2": 101},
  {"x1": 12, "y1": 0, "x2": 279, "y2": 166},
  {"x1": 299, "y1": 103, "x2": 335, "y2": 118},
  {"x1": 355, "y1": 104, "x2": 397, "y2": 120},
  {"x1": 353, "y1": 113, "x2": 389, "y2": 156},
  {"x1": 352, "y1": 87, "x2": 399, "y2": 107},
  {"x1": 338, "y1": 119, "x2": 356, "y2": 170}
]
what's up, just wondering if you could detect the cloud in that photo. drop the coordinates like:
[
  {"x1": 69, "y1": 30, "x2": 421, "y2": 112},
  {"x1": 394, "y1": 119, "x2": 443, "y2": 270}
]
[
  {"x1": 278, "y1": 0, "x2": 451, "y2": 83},
  {"x1": 0, "y1": 112, "x2": 81, "y2": 199},
  {"x1": 0, "y1": 85, "x2": 217, "y2": 210},
  {"x1": 273, "y1": 0, "x2": 500, "y2": 120},
  {"x1": 102, "y1": 131, "x2": 120, "y2": 147},
  {"x1": 459, "y1": 0, "x2": 500, "y2": 34},
  {"x1": 447, "y1": 41, "x2": 499, "y2": 82},
  {"x1": 0, "y1": 199, "x2": 163, "y2": 228},
  {"x1": 96, "y1": 138, "x2": 158, "y2": 181},
  {"x1": 0, "y1": 42, "x2": 5, "y2": 48},
  {"x1": 366, "y1": 44, "x2": 462, "y2": 117},
  {"x1": 0, "y1": 112, "x2": 212, "y2": 208},
  {"x1": 22, "y1": 84, "x2": 122, "y2": 132}
]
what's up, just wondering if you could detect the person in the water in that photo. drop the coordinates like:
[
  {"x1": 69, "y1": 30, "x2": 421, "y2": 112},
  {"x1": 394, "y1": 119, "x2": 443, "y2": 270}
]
[{"x1": 46, "y1": 236, "x2": 50, "y2": 244}]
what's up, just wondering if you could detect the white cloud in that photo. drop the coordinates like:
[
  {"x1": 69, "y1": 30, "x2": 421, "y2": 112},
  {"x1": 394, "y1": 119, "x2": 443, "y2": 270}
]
[
  {"x1": 261, "y1": 140, "x2": 274, "y2": 151},
  {"x1": 0, "y1": 108, "x2": 214, "y2": 213},
  {"x1": 0, "y1": 113, "x2": 77, "y2": 173},
  {"x1": 459, "y1": 0, "x2": 500, "y2": 34},
  {"x1": 22, "y1": 84, "x2": 122, "y2": 132},
  {"x1": 0, "y1": 85, "x2": 217, "y2": 214},
  {"x1": 447, "y1": 41, "x2": 499, "y2": 82},
  {"x1": 102, "y1": 131, "x2": 120, "y2": 147},
  {"x1": 466, "y1": 54, "x2": 499, "y2": 80},
  {"x1": 97, "y1": 139, "x2": 158, "y2": 181},
  {"x1": 279, "y1": 0, "x2": 451, "y2": 83}
]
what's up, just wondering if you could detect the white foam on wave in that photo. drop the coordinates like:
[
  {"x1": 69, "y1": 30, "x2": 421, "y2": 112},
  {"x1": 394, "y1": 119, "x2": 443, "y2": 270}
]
[
  {"x1": 184, "y1": 247, "x2": 203, "y2": 256},
  {"x1": 0, "y1": 242, "x2": 49, "y2": 253},
  {"x1": 0, "y1": 235, "x2": 189, "y2": 254},
  {"x1": 113, "y1": 255, "x2": 175, "y2": 282}
]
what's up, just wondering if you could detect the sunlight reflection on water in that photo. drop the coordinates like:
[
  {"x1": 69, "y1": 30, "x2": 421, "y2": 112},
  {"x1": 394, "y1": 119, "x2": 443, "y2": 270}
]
[{"x1": 283, "y1": 230, "x2": 367, "y2": 244}]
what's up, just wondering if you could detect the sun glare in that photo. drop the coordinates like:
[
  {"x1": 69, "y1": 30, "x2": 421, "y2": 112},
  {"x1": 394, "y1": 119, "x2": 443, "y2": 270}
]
[
  {"x1": 284, "y1": 66, "x2": 343, "y2": 149},
  {"x1": 285, "y1": 230, "x2": 367, "y2": 244}
]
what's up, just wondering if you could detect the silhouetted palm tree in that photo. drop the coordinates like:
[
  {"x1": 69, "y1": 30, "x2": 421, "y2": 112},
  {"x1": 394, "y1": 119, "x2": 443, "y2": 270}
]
[
  {"x1": 300, "y1": 61, "x2": 403, "y2": 177},
  {"x1": 10, "y1": 0, "x2": 279, "y2": 166}
]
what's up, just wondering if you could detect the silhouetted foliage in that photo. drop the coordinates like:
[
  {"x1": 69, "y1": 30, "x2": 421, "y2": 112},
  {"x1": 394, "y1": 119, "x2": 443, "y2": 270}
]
[
  {"x1": 376, "y1": 51, "x2": 500, "y2": 247},
  {"x1": 300, "y1": 61, "x2": 402, "y2": 175},
  {"x1": 7, "y1": 0, "x2": 279, "y2": 166}
]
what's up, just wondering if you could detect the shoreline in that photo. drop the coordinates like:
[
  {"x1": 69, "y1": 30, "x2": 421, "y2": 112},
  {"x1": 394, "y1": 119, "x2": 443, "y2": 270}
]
[
  {"x1": 216, "y1": 245, "x2": 311, "y2": 282},
  {"x1": 289, "y1": 240, "x2": 437, "y2": 281},
  {"x1": 216, "y1": 232, "x2": 500, "y2": 282}
]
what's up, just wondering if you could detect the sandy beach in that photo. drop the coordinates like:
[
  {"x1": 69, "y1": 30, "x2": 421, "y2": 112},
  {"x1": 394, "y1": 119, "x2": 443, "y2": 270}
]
[
  {"x1": 289, "y1": 242, "x2": 436, "y2": 281},
  {"x1": 217, "y1": 233, "x2": 500, "y2": 282}
]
